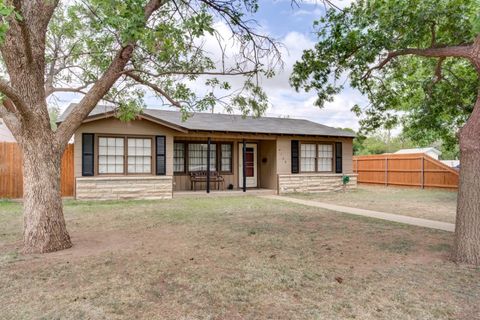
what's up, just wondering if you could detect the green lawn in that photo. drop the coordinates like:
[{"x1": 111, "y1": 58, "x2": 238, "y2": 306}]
[
  {"x1": 288, "y1": 184, "x2": 458, "y2": 223},
  {"x1": 0, "y1": 196, "x2": 478, "y2": 319}
]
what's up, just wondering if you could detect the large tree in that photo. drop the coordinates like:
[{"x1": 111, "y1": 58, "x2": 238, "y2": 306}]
[
  {"x1": 0, "y1": 0, "x2": 280, "y2": 253},
  {"x1": 290, "y1": 0, "x2": 480, "y2": 265}
]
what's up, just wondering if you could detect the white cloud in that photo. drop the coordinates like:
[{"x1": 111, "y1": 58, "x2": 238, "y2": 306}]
[
  {"x1": 300, "y1": 0, "x2": 355, "y2": 9},
  {"x1": 52, "y1": 17, "x2": 364, "y2": 131}
]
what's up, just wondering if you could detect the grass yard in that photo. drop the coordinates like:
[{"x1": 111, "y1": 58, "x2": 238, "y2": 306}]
[
  {"x1": 0, "y1": 196, "x2": 478, "y2": 319},
  {"x1": 289, "y1": 184, "x2": 458, "y2": 223}
]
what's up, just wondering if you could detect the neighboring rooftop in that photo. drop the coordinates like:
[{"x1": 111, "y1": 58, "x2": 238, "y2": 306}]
[
  {"x1": 394, "y1": 147, "x2": 442, "y2": 156},
  {"x1": 59, "y1": 104, "x2": 356, "y2": 138}
]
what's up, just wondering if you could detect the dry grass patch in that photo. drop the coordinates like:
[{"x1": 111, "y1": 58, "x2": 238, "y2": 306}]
[
  {"x1": 289, "y1": 184, "x2": 457, "y2": 223},
  {"x1": 0, "y1": 196, "x2": 478, "y2": 319}
]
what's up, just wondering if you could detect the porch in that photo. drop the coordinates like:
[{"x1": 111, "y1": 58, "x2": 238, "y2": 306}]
[{"x1": 172, "y1": 137, "x2": 278, "y2": 193}]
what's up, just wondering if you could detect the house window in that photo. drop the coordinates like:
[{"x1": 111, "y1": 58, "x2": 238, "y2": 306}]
[
  {"x1": 98, "y1": 137, "x2": 124, "y2": 174},
  {"x1": 188, "y1": 143, "x2": 216, "y2": 171},
  {"x1": 220, "y1": 144, "x2": 232, "y2": 172},
  {"x1": 174, "y1": 142, "x2": 185, "y2": 173},
  {"x1": 318, "y1": 144, "x2": 333, "y2": 171},
  {"x1": 300, "y1": 143, "x2": 316, "y2": 172},
  {"x1": 127, "y1": 138, "x2": 152, "y2": 174}
]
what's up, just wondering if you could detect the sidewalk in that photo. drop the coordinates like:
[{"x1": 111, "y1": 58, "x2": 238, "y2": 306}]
[{"x1": 262, "y1": 195, "x2": 455, "y2": 232}]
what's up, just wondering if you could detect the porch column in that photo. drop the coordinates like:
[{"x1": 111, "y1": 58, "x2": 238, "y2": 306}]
[
  {"x1": 242, "y1": 139, "x2": 246, "y2": 192},
  {"x1": 207, "y1": 137, "x2": 211, "y2": 193}
]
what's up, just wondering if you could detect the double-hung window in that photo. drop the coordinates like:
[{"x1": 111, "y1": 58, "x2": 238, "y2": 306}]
[
  {"x1": 98, "y1": 137, "x2": 124, "y2": 174},
  {"x1": 220, "y1": 144, "x2": 232, "y2": 172},
  {"x1": 173, "y1": 141, "x2": 233, "y2": 173},
  {"x1": 317, "y1": 144, "x2": 333, "y2": 172},
  {"x1": 98, "y1": 136, "x2": 153, "y2": 175},
  {"x1": 300, "y1": 143, "x2": 316, "y2": 172},
  {"x1": 127, "y1": 138, "x2": 152, "y2": 174},
  {"x1": 188, "y1": 143, "x2": 216, "y2": 172},
  {"x1": 299, "y1": 142, "x2": 334, "y2": 173},
  {"x1": 173, "y1": 142, "x2": 185, "y2": 173}
]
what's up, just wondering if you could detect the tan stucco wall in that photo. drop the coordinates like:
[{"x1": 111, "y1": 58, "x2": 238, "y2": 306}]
[
  {"x1": 275, "y1": 136, "x2": 354, "y2": 175},
  {"x1": 259, "y1": 140, "x2": 277, "y2": 189},
  {"x1": 73, "y1": 118, "x2": 176, "y2": 177}
]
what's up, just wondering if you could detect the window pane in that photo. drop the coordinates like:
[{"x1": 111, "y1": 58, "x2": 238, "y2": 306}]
[
  {"x1": 188, "y1": 143, "x2": 216, "y2": 172},
  {"x1": 174, "y1": 143, "x2": 185, "y2": 172},
  {"x1": 127, "y1": 138, "x2": 152, "y2": 173},
  {"x1": 300, "y1": 144, "x2": 316, "y2": 172},
  {"x1": 98, "y1": 138, "x2": 125, "y2": 174},
  {"x1": 318, "y1": 144, "x2": 333, "y2": 171},
  {"x1": 221, "y1": 144, "x2": 232, "y2": 172},
  {"x1": 116, "y1": 164, "x2": 124, "y2": 173},
  {"x1": 99, "y1": 138, "x2": 107, "y2": 147},
  {"x1": 116, "y1": 138, "x2": 124, "y2": 147}
]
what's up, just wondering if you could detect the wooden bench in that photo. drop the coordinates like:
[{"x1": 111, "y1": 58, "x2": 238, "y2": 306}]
[{"x1": 190, "y1": 171, "x2": 225, "y2": 191}]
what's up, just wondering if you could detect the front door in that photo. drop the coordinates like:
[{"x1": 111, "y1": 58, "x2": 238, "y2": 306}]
[{"x1": 239, "y1": 143, "x2": 257, "y2": 188}]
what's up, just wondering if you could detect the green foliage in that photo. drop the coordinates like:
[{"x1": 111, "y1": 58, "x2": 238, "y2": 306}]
[
  {"x1": 47, "y1": 0, "x2": 278, "y2": 121},
  {"x1": 342, "y1": 175, "x2": 350, "y2": 185},
  {"x1": 354, "y1": 131, "x2": 417, "y2": 155},
  {"x1": 0, "y1": 1, "x2": 17, "y2": 43},
  {"x1": 291, "y1": 0, "x2": 479, "y2": 148}
]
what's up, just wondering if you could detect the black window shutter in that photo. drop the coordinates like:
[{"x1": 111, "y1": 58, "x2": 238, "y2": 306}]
[
  {"x1": 291, "y1": 140, "x2": 299, "y2": 174},
  {"x1": 335, "y1": 142, "x2": 343, "y2": 173},
  {"x1": 156, "y1": 136, "x2": 166, "y2": 175},
  {"x1": 82, "y1": 133, "x2": 94, "y2": 176}
]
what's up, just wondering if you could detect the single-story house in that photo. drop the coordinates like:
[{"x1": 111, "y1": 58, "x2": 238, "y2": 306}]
[
  {"x1": 394, "y1": 147, "x2": 442, "y2": 160},
  {"x1": 59, "y1": 104, "x2": 357, "y2": 200}
]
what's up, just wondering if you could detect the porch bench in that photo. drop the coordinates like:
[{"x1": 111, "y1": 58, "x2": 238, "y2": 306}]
[{"x1": 190, "y1": 171, "x2": 224, "y2": 191}]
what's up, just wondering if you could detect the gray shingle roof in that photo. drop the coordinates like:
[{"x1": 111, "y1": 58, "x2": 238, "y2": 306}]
[{"x1": 59, "y1": 104, "x2": 355, "y2": 138}]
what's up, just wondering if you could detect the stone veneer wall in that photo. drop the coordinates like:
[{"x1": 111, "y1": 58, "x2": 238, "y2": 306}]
[
  {"x1": 278, "y1": 174, "x2": 357, "y2": 194},
  {"x1": 76, "y1": 176, "x2": 173, "y2": 200}
]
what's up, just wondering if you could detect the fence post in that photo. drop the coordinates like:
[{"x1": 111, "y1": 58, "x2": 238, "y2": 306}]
[
  {"x1": 421, "y1": 156, "x2": 424, "y2": 189},
  {"x1": 385, "y1": 156, "x2": 388, "y2": 187}
]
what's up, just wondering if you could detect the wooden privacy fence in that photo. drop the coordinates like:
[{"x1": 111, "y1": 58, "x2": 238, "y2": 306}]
[
  {"x1": 0, "y1": 142, "x2": 74, "y2": 198},
  {"x1": 353, "y1": 153, "x2": 459, "y2": 189}
]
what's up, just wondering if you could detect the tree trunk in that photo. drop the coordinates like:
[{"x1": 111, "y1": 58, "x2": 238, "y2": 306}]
[
  {"x1": 22, "y1": 141, "x2": 72, "y2": 253},
  {"x1": 453, "y1": 92, "x2": 480, "y2": 266}
]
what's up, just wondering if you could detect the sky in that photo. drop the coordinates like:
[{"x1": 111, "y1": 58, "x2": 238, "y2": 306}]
[{"x1": 53, "y1": 0, "x2": 366, "y2": 131}]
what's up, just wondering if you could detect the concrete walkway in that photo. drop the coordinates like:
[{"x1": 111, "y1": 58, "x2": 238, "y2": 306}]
[{"x1": 262, "y1": 195, "x2": 455, "y2": 232}]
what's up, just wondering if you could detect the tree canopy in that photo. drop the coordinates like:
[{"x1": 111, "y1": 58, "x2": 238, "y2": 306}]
[
  {"x1": 0, "y1": 0, "x2": 282, "y2": 254},
  {"x1": 0, "y1": 0, "x2": 281, "y2": 148},
  {"x1": 290, "y1": 0, "x2": 480, "y2": 149}
]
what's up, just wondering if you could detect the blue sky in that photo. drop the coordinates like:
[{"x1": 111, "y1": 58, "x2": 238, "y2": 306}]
[
  {"x1": 250, "y1": 0, "x2": 366, "y2": 130},
  {"x1": 53, "y1": 0, "x2": 365, "y2": 130}
]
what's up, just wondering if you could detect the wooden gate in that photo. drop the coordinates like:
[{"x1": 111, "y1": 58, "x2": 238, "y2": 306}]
[
  {"x1": 0, "y1": 142, "x2": 74, "y2": 198},
  {"x1": 353, "y1": 153, "x2": 459, "y2": 189}
]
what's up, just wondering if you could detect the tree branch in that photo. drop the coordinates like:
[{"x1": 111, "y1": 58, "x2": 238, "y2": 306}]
[
  {"x1": 125, "y1": 71, "x2": 181, "y2": 108},
  {"x1": 54, "y1": 0, "x2": 167, "y2": 148},
  {"x1": 433, "y1": 57, "x2": 444, "y2": 82},
  {"x1": 0, "y1": 78, "x2": 29, "y2": 117},
  {"x1": 122, "y1": 68, "x2": 259, "y2": 77},
  {"x1": 0, "y1": 101, "x2": 21, "y2": 137},
  {"x1": 47, "y1": 82, "x2": 95, "y2": 97},
  {"x1": 362, "y1": 44, "x2": 473, "y2": 80},
  {"x1": 12, "y1": 0, "x2": 33, "y2": 65}
]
